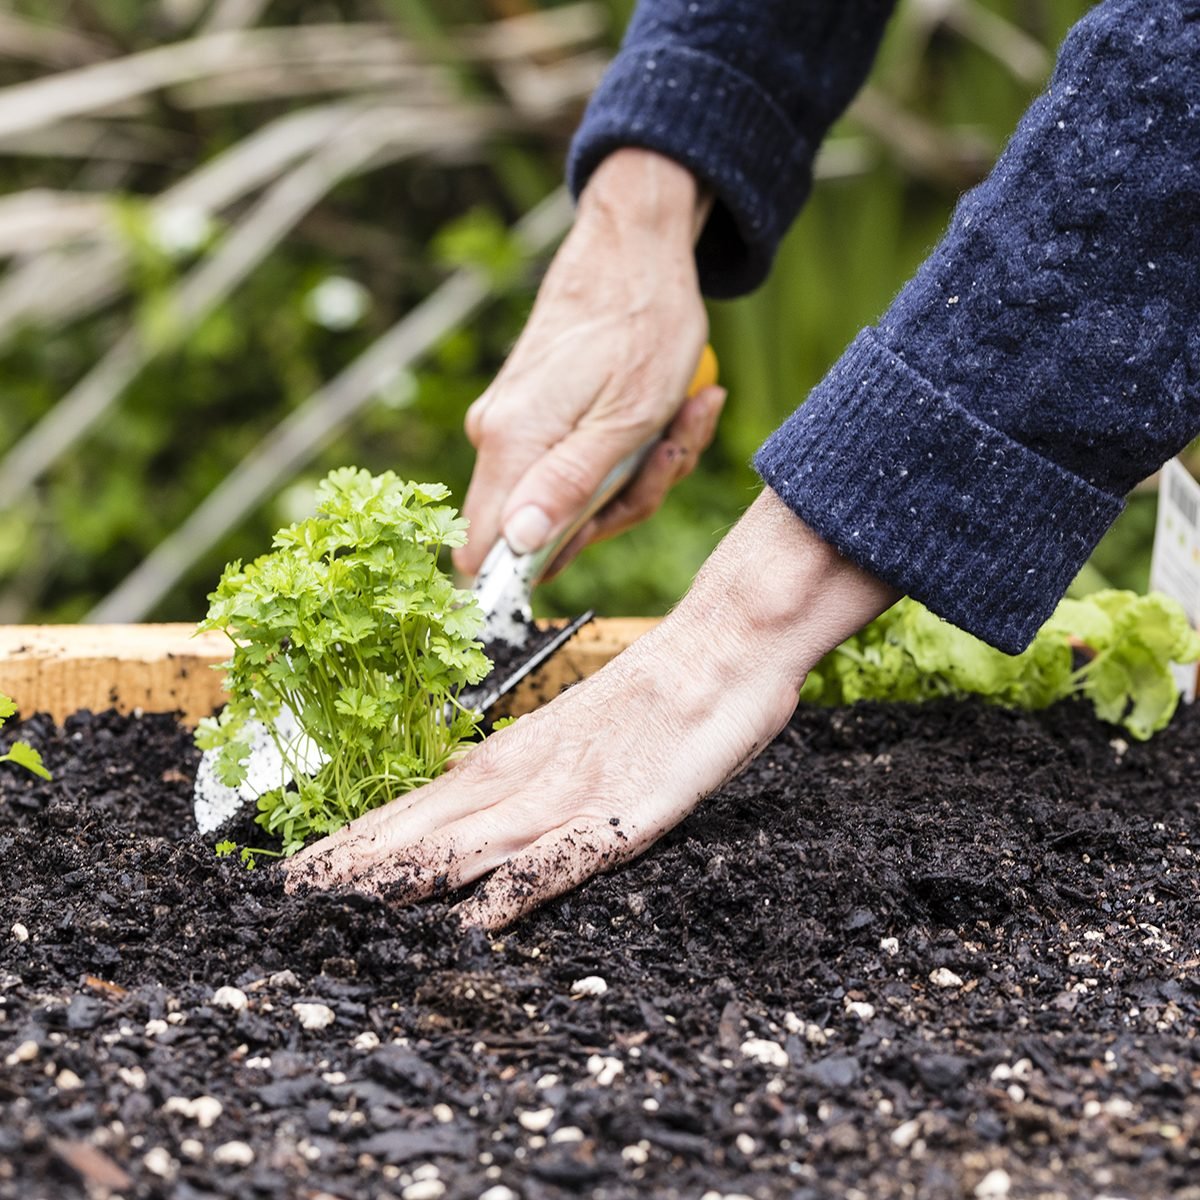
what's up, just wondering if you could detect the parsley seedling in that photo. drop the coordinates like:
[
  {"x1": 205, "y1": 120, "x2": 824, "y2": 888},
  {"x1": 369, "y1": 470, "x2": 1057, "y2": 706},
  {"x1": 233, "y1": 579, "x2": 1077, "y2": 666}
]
[
  {"x1": 0, "y1": 694, "x2": 51, "y2": 780},
  {"x1": 196, "y1": 468, "x2": 490, "y2": 855}
]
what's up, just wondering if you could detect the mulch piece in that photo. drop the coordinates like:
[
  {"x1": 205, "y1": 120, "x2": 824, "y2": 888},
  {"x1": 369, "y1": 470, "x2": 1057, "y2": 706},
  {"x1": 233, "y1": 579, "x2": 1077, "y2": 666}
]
[{"x1": 2, "y1": 697, "x2": 1200, "y2": 1199}]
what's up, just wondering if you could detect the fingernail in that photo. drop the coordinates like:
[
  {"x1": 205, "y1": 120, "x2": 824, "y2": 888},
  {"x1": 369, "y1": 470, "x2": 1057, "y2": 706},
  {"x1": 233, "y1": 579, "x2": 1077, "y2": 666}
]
[{"x1": 504, "y1": 505, "x2": 552, "y2": 555}]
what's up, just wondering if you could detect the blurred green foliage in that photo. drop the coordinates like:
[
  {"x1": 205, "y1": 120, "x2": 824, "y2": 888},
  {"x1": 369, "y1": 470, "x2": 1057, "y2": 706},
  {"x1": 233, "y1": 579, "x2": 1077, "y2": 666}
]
[{"x1": 2, "y1": 0, "x2": 1152, "y2": 629}]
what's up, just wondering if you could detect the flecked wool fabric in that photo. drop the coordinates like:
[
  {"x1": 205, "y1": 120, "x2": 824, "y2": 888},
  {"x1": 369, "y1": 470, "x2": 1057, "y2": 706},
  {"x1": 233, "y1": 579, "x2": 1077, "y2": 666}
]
[
  {"x1": 570, "y1": 1, "x2": 1200, "y2": 652},
  {"x1": 568, "y1": 0, "x2": 897, "y2": 299}
]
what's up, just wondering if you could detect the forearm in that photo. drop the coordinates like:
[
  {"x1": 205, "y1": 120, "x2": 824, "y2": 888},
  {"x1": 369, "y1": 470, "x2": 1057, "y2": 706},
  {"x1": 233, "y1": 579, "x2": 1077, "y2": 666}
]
[
  {"x1": 675, "y1": 489, "x2": 899, "y2": 695},
  {"x1": 569, "y1": 0, "x2": 897, "y2": 297},
  {"x1": 758, "y1": 0, "x2": 1200, "y2": 653}
]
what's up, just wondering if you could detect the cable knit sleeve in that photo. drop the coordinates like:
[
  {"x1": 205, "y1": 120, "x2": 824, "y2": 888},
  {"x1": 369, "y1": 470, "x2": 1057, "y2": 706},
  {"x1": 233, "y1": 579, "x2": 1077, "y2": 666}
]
[
  {"x1": 755, "y1": 0, "x2": 1200, "y2": 653},
  {"x1": 567, "y1": 1, "x2": 897, "y2": 298}
]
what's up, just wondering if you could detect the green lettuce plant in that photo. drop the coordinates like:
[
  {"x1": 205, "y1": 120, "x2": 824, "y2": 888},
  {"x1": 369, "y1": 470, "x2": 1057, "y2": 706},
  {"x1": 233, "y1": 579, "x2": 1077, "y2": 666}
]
[
  {"x1": 196, "y1": 468, "x2": 490, "y2": 855},
  {"x1": 0, "y1": 694, "x2": 50, "y2": 780},
  {"x1": 801, "y1": 590, "x2": 1200, "y2": 741}
]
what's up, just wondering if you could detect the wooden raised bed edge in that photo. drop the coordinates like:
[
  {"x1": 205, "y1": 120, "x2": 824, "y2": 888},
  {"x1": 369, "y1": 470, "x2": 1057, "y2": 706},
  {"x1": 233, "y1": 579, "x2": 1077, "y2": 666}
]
[{"x1": 0, "y1": 619, "x2": 658, "y2": 727}]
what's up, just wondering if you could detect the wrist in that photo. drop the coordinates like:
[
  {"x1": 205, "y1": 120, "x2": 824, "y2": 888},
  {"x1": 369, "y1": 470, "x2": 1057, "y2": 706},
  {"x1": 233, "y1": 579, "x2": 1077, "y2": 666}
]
[
  {"x1": 577, "y1": 148, "x2": 708, "y2": 252},
  {"x1": 679, "y1": 489, "x2": 900, "y2": 690}
]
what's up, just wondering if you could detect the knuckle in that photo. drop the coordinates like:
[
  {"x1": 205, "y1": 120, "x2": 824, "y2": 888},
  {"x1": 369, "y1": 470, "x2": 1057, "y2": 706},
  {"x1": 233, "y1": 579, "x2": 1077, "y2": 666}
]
[
  {"x1": 607, "y1": 389, "x2": 671, "y2": 437},
  {"x1": 464, "y1": 411, "x2": 484, "y2": 448},
  {"x1": 469, "y1": 397, "x2": 528, "y2": 450},
  {"x1": 464, "y1": 391, "x2": 494, "y2": 445},
  {"x1": 473, "y1": 406, "x2": 506, "y2": 446},
  {"x1": 541, "y1": 448, "x2": 602, "y2": 506},
  {"x1": 461, "y1": 720, "x2": 537, "y2": 784},
  {"x1": 458, "y1": 736, "x2": 507, "y2": 784}
]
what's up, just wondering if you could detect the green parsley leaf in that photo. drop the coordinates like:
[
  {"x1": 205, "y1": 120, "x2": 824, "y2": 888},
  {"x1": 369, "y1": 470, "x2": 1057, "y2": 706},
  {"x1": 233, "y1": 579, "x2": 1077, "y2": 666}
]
[{"x1": 196, "y1": 468, "x2": 492, "y2": 856}]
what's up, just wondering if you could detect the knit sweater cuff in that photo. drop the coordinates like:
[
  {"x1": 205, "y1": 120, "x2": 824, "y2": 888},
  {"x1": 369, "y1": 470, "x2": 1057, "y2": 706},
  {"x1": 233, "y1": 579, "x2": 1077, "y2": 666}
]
[
  {"x1": 754, "y1": 330, "x2": 1124, "y2": 654},
  {"x1": 567, "y1": 45, "x2": 812, "y2": 298}
]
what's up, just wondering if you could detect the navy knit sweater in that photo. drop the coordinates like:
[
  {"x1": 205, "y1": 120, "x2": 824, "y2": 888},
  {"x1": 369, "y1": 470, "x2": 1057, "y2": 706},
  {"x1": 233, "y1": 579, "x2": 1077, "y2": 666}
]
[{"x1": 569, "y1": 0, "x2": 1200, "y2": 653}]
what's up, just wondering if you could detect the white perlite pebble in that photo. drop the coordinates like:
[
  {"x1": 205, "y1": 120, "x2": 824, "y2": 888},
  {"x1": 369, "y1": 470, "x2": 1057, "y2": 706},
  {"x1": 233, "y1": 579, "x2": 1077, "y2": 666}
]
[
  {"x1": 517, "y1": 1108, "x2": 555, "y2": 1133},
  {"x1": 118, "y1": 1066, "x2": 147, "y2": 1090},
  {"x1": 293, "y1": 1002, "x2": 336, "y2": 1031},
  {"x1": 211, "y1": 986, "x2": 248, "y2": 1013},
  {"x1": 5, "y1": 1040, "x2": 38, "y2": 1067},
  {"x1": 354, "y1": 1030, "x2": 381, "y2": 1051},
  {"x1": 990, "y1": 1059, "x2": 1032, "y2": 1083},
  {"x1": 740, "y1": 1038, "x2": 789, "y2": 1070},
  {"x1": 975, "y1": 1168, "x2": 1012, "y2": 1198},
  {"x1": 735, "y1": 1133, "x2": 756, "y2": 1156},
  {"x1": 143, "y1": 1147, "x2": 176, "y2": 1178},
  {"x1": 55, "y1": 1069, "x2": 83, "y2": 1091},
  {"x1": 432, "y1": 1103, "x2": 454, "y2": 1124},
  {"x1": 570, "y1": 976, "x2": 608, "y2": 998},
  {"x1": 550, "y1": 1126, "x2": 583, "y2": 1143},
  {"x1": 929, "y1": 968, "x2": 964, "y2": 989},
  {"x1": 11, "y1": 923, "x2": 28, "y2": 943},
  {"x1": 180, "y1": 1138, "x2": 204, "y2": 1160},
  {"x1": 478, "y1": 1187, "x2": 516, "y2": 1200},
  {"x1": 402, "y1": 1180, "x2": 446, "y2": 1200},
  {"x1": 144, "y1": 1018, "x2": 169, "y2": 1037},
  {"x1": 212, "y1": 1137, "x2": 254, "y2": 1166},
  {"x1": 163, "y1": 1096, "x2": 223, "y2": 1129},
  {"x1": 622, "y1": 1143, "x2": 649, "y2": 1165},
  {"x1": 879, "y1": 936, "x2": 900, "y2": 956},
  {"x1": 586, "y1": 1055, "x2": 624, "y2": 1086},
  {"x1": 890, "y1": 1119, "x2": 921, "y2": 1150},
  {"x1": 844, "y1": 999, "x2": 876, "y2": 1021}
]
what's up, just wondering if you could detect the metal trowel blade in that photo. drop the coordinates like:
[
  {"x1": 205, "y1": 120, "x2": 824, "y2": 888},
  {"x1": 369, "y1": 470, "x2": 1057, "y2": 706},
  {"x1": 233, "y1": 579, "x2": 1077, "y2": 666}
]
[{"x1": 462, "y1": 609, "x2": 595, "y2": 715}]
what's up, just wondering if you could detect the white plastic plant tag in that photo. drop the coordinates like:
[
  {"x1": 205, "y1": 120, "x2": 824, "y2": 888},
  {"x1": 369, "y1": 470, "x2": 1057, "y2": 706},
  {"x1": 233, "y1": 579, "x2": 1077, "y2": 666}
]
[{"x1": 1148, "y1": 457, "x2": 1200, "y2": 702}]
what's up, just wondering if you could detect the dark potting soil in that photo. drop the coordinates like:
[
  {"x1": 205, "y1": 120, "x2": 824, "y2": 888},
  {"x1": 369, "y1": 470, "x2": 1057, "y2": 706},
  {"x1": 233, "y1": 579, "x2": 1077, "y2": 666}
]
[{"x1": 2, "y1": 698, "x2": 1200, "y2": 1200}]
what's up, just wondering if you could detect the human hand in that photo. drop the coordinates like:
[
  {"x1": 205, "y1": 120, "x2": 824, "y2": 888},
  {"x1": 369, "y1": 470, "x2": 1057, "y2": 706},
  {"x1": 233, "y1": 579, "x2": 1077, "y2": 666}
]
[
  {"x1": 452, "y1": 147, "x2": 724, "y2": 579},
  {"x1": 286, "y1": 490, "x2": 899, "y2": 928}
]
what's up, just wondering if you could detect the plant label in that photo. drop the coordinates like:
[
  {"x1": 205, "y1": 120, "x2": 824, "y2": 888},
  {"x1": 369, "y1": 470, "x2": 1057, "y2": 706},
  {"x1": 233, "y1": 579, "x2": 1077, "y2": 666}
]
[{"x1": 1149, "y1": 457, "x2": 1200, "y2": 702}]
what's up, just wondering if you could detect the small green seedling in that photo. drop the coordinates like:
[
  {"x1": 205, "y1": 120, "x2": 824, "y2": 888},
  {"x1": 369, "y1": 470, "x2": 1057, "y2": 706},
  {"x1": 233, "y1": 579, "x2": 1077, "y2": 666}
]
[
  {"x1": 0, "y1": 694, "x2": 51, "y2": 780},
  {"x1": 196, "y1": 468, "x2": 490, "y2": 856}
]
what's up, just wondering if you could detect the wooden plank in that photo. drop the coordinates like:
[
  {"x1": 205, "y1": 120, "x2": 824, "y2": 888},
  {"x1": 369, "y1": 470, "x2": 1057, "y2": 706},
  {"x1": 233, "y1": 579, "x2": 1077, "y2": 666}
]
[
  {"x1": 0, "y1": 624, "x2": 229, "y2": 727},
  {"x1": 0, "y1": 618, "x2": 658, "y2": 726}
]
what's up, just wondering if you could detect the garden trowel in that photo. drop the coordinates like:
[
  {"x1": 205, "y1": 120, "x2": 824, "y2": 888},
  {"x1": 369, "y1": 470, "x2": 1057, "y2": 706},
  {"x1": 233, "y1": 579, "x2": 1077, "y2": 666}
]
[{"x1": 193, "y1": 346, "x2": 719, "y2": 833}]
